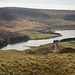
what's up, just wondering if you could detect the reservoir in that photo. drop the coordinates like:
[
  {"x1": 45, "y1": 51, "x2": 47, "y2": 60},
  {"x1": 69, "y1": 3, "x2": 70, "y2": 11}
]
[{"x1": 1, "y1": 30, "x2": 75, "y2": 51}]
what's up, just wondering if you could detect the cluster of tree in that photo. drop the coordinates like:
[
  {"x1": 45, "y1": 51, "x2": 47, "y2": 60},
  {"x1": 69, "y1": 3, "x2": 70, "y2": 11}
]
[
  {"x1": 0, "y1": 35, "x2": 29, "y2": 48},
  {"x1": 53, "y1": 40, "x2": 59, "y2": 43},
  {"x1": 0, "y1": 30, "x2": 30, "y2": 48},
  {"x1": 53, "y1": 38, "x2": 75, "y2": 43},
  {"x1": 10, "y1": 35, "x2": 29, "y2": 44},
  {"x1": 0, "y1": 39, "x2": 8, "y2": 48},
  {"x1": 60, "y1": 38, "x2": 75, "y2": 42}
]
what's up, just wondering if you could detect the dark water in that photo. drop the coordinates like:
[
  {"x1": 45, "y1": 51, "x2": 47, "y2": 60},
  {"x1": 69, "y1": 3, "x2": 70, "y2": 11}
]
[{"x1": 1, "y1": 30, "x2": 75, "y2": 51}]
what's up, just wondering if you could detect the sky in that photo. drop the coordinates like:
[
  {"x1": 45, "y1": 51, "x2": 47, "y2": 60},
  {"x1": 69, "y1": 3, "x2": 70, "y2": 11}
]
[{"x1": 0, "y1": 0, "x2": 75, "y2": 10}]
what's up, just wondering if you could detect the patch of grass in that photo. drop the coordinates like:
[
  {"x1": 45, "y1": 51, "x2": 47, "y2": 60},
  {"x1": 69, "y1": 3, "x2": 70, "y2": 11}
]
[
  {"x1": 25, "y1": 47, "x2": 53, "y2": 55},
  {"x1": 14, "y1": 60, "x2": 19, "y2": 64},
  {"x1": 0, "y1": 49, "x2": 74, "y2": 75},
  {"x1": 18, "y1": 28, "x2": 60, "y2": 39},
  {"x1": 70, "y1": 40, "x2": 75, "y2": 43},
  {"x1": 59, "y1": 41, "x2": 75, "y2": 49},
  {"x1": 25, "y1": 49, "x2": 36, "y2": 54},
  {"x1": 35, "y1": 47, "x2": 53, "y2": 55}
]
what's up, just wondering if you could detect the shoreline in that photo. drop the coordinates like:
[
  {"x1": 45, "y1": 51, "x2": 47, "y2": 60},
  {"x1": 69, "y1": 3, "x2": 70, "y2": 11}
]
[
  {"x1": 1, "y1": 30, "x2": 75, "y2": 50},
  {"x1": 29, "y1": 35, "x2": 61, "y2": 40},
  {"x1": 0, "y1": 35, "x2": 61, "y2": 50},
  {"x1": 1, "y1": 36, "x2": 75, "y2": 51},
  {"x1": 0, "y1": 35, "x2": 29, "y2": 49}
]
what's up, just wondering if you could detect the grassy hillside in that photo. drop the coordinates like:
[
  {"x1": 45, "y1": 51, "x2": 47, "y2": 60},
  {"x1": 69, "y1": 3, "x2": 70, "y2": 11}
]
[
  {"x1": 0, "y1": 7, "x2": 75, "y2": 32},
  {"x1": 0, "y1": 47, "x2": 75, "y2": 75},
  {"x1": 58, "y1": 41, "x2": 75, "y2": 49},
  {"x1": 0, "y1": 40, "x2": 75, "y2": 75}
]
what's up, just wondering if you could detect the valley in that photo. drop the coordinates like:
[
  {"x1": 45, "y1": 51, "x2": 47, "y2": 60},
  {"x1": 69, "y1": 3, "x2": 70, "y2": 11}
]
[
  {"x1": 0, "y1": 7, "x2": 75, "y2": 75},
  {"x1": 0, "y1": 7, "x2": 75, "y2": 48}
]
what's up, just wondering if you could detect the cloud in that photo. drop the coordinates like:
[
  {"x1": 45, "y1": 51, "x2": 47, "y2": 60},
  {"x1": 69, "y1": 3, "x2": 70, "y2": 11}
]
[{"x1": 0, "y1": 0, "x2": 75, "y2": 10}]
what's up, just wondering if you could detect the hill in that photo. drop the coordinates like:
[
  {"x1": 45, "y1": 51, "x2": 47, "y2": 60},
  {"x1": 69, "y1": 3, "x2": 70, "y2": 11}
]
[
  {"x1": 0, "y1": 47, "x2": 75, "y2": 75},
  {"x1": 0, "y1": 7, "x2": 75, "y2": 32}
]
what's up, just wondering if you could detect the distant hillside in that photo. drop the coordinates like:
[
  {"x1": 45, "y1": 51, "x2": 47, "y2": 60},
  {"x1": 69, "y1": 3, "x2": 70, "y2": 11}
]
[{"x1": 0, "y1": 7, "x2": 75, "y2": 32}]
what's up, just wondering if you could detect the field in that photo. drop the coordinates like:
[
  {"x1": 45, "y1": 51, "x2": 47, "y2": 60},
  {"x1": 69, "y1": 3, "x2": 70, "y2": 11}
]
[
  {"x1": 0, "y1": 42, "x2": 75, "y2": 75},
  {"x1": 0, "y1": 47, "x2": 75, "y2": 75},
  {"x1": 19, "y1": 31, "x2": 58, "y2": 39},
  {"x1": 58, "y1": 41, "x2": 75, "y2": 49},
  {"x1": 18, "y1": 28, "x2": 60, "y2": 39}
]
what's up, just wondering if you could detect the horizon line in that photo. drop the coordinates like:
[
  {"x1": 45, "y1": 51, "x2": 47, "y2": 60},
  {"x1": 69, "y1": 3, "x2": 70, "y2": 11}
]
[{"x1": 0, "y1": 6, "x2": 75, "y2": 11}]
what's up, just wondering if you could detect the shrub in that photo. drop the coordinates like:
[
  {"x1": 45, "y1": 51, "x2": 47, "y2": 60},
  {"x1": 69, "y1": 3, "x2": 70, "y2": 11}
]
[
  {"x1": 25, "y1": 50, "x2": 36, "y2": 54},
  {"x1": 35, "y1": 47, "x2": 53, "y2": 55}
]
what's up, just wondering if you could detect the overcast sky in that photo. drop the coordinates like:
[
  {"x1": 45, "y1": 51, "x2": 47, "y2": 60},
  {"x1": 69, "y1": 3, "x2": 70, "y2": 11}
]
[{"x1": 0, "y1": 0, "x2": 75, "y2": 10}]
